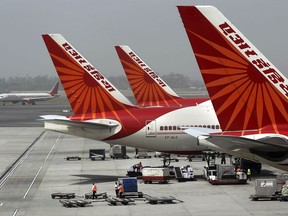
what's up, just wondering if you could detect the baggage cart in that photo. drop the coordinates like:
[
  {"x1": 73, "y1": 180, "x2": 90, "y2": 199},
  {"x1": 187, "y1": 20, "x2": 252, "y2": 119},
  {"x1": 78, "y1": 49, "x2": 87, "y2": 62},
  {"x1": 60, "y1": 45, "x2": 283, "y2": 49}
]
[
  {"x1": 51, "y1": 192, "x2": 75, "y2": 199},
  {"x1": 144, "y1": 194, "x2": 183, "y2": 204},
  {"x1": 135, "y1": 148, "x2": 151, "y2": 158},
  {"x1": 106, "y1": 197, "x2": 135, "y2": 205},
  {"x1": 84, "y1": 192, "x2": 108, "y2": 199},
  {"x1": 59, "y1": 199, "x2": 92, "y2": 207},
  {"x1": 89, "y1": 149, "x2": 105, "y2": 160},
  {"x1": 109, "y1": 145, "x2": 128, "y2": 159}
]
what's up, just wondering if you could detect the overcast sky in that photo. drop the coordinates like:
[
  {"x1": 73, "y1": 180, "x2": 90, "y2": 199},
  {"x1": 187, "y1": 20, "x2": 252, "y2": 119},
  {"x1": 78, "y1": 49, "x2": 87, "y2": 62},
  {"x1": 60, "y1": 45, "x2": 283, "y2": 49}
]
[{"x1": 1, "y1": 0, "x2": 288, "y2": 82}]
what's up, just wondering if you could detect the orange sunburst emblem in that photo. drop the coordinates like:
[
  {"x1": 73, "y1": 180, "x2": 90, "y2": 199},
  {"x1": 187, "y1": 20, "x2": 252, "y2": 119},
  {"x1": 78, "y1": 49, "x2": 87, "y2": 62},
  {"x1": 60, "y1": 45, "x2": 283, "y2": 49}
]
[
  {"x1": 117, "y1": 47, "x2": 181, "y2": 107},
  {"x1": 42, "y1": 34, "x2": 138, "y2": 126},
  {"x1": 187, "y1": 29, "x2": 288, "y2": 134}
]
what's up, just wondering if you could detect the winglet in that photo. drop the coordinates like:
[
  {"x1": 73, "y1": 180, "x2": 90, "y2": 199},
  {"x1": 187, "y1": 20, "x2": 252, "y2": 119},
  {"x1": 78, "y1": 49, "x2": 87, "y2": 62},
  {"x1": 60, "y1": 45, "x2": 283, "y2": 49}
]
[
  {"x1": 42, "y1": 34, "x2": 134, "y2": 115},
  {"x1": 115, "y1": 45, "x2": 182, "y2": 107},
  {"x1": 178, "y1": 6, "x2": 288, "y2": 133}
]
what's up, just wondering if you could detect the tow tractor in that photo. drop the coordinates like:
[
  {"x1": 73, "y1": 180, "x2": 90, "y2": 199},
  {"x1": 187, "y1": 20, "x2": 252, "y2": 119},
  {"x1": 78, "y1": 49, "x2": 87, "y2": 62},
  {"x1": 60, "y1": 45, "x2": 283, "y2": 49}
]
[{"x1": 203, "y1": 152, "x2": 247, "y2": 185}]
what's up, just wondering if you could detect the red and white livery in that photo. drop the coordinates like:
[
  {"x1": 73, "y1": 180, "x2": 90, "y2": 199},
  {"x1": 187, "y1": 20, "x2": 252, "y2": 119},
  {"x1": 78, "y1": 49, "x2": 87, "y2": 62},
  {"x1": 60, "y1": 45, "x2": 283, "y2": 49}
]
[
  {"x1": 115, "y1": 45, "x2": 209, "y2": 107},
  {"x1": 179, "y1": 5, "x2": 288, "y2": 170},
  {"x1": 41, "y1": 34, "x2": 220, "y2": 155}
]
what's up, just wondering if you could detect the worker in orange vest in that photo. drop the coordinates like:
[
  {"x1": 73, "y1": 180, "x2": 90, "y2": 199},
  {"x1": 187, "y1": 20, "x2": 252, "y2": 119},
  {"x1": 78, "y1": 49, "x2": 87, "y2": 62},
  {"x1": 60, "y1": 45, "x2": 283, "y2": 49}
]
[
  {"x1": 92, "y1": 183, "x2": 97, "y2": 199},
  {"x1": 118, "y1": 183, "x2": 124, "y2": 198}
]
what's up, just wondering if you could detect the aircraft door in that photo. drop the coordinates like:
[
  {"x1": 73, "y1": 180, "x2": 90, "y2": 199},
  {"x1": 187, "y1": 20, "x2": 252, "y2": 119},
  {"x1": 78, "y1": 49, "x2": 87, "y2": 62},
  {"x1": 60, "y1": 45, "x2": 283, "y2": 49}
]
[{"x1": 145, "y1": 120, "x2": 156, "y2": 137}]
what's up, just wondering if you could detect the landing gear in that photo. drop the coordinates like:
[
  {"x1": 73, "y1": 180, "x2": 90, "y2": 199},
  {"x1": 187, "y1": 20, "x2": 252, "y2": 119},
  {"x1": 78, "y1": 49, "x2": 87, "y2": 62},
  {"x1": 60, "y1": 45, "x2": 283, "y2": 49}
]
[{"x1": 162, "y1": 154, "x2": 178, "y2": 167}]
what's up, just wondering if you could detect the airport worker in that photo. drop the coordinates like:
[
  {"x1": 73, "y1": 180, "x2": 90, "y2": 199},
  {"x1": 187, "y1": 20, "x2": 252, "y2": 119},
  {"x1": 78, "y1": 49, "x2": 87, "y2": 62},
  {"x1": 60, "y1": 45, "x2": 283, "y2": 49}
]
[
  {"x1": 247, "y1": 168, "x2": 251, "y2": 181},
  {"x1": 92, "y1": 183, "x2": 97, "y2": 199},
  {"x1": 135, "y1": 162, "x2": 142, "y2": 172},
  {"x1": 221, "y1": 153, "x2": 226, "y2": 164},
  {"x1": 118, "y1": 183, "x2": 124, "y2": 198},
  {"x1": 114, "y1": 181, "x2": 119, "y2": 197}
]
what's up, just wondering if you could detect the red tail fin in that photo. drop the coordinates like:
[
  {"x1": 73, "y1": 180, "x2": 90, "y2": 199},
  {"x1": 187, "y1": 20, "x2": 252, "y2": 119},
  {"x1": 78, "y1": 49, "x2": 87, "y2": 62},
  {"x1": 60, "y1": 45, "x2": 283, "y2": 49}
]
[
  {"x1": 178, "y1": 6, "x2": 288, "y2": 133},
  {"x1": 48, "y1": 81, "x2": 59, "y2": 96},
  {"x1": 42, "y1": 34, "x2": 134, "y2": 117},
  {"x1": 115, "y1": 45, "x2": 182, "y2": 107}
]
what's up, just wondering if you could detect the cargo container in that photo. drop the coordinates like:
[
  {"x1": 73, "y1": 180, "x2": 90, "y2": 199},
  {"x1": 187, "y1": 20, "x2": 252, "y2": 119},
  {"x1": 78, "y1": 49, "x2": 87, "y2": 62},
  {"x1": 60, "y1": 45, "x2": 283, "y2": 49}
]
[
  {"x1": 118, "y1": 177, "x2": 143, "y2": 198},
  {"x1": 109, "y1": 145, "x2": 128, "y2": 159},
  {"x1": 250, "y1": 179, "x2": 280, "y2": 201},
  {"x1": 142, "y1": 167, "x2": 170, "y2": 184}
]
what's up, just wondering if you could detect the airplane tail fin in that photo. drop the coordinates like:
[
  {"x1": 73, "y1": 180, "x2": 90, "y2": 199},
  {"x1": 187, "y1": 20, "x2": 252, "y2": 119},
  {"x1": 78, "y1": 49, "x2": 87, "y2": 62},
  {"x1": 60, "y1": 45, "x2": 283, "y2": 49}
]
[
  {"x1": 178, "y1": 6, "x2": 288, "y2": 133},
  {"x1": 42, "y1": 34, "x2": 134, "y2": 116},
  {"x1": 48, "y1": 81, "x2": 59, "y2": 96},
  {"x1": 115, "y1": 45, "x2": 182, "y2": 107}
]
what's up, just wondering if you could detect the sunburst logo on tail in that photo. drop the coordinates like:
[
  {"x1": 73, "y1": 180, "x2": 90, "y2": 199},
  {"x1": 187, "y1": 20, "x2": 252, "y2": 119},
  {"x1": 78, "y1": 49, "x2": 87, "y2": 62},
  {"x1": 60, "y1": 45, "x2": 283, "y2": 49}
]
[
  {"x1": 116, "y1": 46, "x2": 181, "y2": 107},
  {"x1": 178, "y1": 6, "x2": 288, "y2": 133},
  {"x1": 42, "y1": 34, "x2": 138, "y2": 125}
]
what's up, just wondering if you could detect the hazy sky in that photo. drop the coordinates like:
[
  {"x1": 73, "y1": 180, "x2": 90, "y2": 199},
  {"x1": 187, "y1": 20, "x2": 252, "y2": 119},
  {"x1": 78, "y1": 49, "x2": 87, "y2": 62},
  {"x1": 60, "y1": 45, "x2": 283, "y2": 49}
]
[{"x1": 1, "y1": 0, "x2": 288, "y2": 81}]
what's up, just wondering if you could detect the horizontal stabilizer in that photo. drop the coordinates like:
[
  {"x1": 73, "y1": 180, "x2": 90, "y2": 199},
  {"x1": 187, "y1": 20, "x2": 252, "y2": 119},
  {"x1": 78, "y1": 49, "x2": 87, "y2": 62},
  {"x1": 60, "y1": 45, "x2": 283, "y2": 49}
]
[{"x1": 39, "y1": 115, "x2": 119, "y2": 129}]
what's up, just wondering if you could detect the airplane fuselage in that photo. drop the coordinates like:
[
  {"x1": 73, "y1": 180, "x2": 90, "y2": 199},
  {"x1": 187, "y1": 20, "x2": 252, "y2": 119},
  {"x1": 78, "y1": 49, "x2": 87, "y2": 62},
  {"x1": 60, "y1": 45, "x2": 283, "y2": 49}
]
[
  {"x1": 44, "y1": 105, "x2": 220, "y2": 154},
  {"x1": 0, "y1": 93, "x2": 56, "y2": 104}
]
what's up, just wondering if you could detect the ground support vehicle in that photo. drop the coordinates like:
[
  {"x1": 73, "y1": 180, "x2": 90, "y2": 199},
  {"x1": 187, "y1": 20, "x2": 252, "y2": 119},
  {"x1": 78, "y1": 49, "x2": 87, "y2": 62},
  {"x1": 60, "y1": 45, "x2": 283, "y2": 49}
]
[
  {"x1": 59, "y1": 199, "x2": 92, "y2": 207},
  {"x1": 144, "y1": 194, "x2": 183, "y2": 204},
  {"x1": 126, "y1": 170, "x2": 142, "y2": 178},
  {"x1": 250, "y1": 179, "x2": 281, "y2": 201},
  {"x1": 233, "y1": 157, "x2": 262, "y2": 174},
  {"x1": 203, "y1": 166, "x2": 217, "y2": 182},
  {"x1": 110, "y1": 145, "x2": 129, "y2": 159},
  {"x1": 204, "y1": 164, "x2": 247, "y2": 185},
  {"x1": 135, "y1": 148, "x2": 151, "y2": 158},
  {"x1": 118, "y1": 177, "x2": 143, "y2": 198},
  {"x1": 89, "y1": 149, "x2": 105, "y2": 160},
  {"x1": 51, "y1": 192, "x2": 75, "y2": 199},
  {"x1": 84, "y1": 192, "x2": 108, "y2": 199},
  {"x1": 106, "y1": 197, "x2": 135, "y2": 205},
  {"x1": 175, "y1": 165, "x2": 194, "y2": 182},
  {"x1": 142, "y1": 167, "x2": 170, "y2": 184}
]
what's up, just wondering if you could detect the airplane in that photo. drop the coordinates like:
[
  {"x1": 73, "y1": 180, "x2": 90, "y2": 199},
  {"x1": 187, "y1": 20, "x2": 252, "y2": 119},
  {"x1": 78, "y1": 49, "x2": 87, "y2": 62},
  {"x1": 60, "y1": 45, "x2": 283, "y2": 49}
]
[
  {"x1": 178, "y1": 5, "x2": 288, "y2": 170},
  {"x1": 115, "y1": 45, "x2": 209, "y2": 107},
  {"x1": 0, "y1": 81, "x2": 59, "y2": 105},
  {"x1": 40, "y1": 33, "x2": 220, "y2": 155}
]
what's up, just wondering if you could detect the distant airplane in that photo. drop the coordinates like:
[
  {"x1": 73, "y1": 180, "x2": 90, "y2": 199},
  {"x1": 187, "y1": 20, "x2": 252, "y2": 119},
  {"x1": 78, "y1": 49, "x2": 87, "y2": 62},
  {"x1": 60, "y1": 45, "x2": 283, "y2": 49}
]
[
  {"x1": 179, "y1": 5, "x2": 288, "y2": 170},
  {"x1": 115, "y1": 45, "x2": 209, "y2": 107},
  {"x1": 0, "y1": 81, "x2": 59, "y2": 105},
  {"x1": 41, "y1": 34, "x2": 220, "y2": 155}
]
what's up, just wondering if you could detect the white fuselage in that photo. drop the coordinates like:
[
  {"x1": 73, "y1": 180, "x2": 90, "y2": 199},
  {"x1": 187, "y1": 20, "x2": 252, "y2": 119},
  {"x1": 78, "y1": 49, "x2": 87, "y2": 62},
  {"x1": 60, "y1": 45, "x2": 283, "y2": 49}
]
[
  {"x1": 0, "y1": 92, "x2": 54, "y2": 104},
  {"x1": 44, "y1": 105, "x2": 220, "y2": 154}
]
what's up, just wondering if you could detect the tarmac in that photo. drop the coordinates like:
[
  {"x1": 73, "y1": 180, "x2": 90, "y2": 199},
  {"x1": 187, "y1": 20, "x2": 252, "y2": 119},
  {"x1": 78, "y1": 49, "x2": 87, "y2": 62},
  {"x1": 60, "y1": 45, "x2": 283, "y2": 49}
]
[{"x1": 0, "y1": 103, "x2": 287, "y2": 216}]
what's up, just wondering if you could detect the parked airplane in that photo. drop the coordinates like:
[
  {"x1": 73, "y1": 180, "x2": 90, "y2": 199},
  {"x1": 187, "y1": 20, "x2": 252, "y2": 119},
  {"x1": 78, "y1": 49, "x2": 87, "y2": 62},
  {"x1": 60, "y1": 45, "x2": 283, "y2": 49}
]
[
  {"x1": 0, "y1": 81, "x2": 59, "y2": 105},
  {"x1": 115, "y1": 45, "x2": 208, "y2": 107},
  {"x1": 178, "y1": 5, "x2": 288, "y2": 170},
  {"x1": 41, "y1": 34, "x2": 220, "y2": 154}
]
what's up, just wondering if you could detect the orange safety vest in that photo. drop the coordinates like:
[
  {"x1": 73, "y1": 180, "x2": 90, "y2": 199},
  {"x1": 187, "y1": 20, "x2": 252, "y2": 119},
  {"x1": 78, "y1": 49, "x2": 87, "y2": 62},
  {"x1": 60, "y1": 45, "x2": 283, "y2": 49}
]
[
  {"x1": 118, "y1": 185, "x2": 124, "y2": 193},
  {"x1": 92, "y1": 184, "x2": 97, "y2": 192}
]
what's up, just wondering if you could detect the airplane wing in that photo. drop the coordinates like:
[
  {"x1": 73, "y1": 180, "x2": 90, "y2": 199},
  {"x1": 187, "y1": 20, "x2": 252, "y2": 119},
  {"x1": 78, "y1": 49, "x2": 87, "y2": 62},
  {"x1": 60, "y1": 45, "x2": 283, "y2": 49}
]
[
  {"x1": 207, "y1": 135, "x2": 288, "y2": 161},
  {"x1": 185, "y1": 128, "x2": 288, "y2": 160},
  {"x1": 39, "y1": 115, "x2": 120, "y2": 129},
  {"x1": 205, "y1": 135, "x2": 288, "y2": 152}
]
